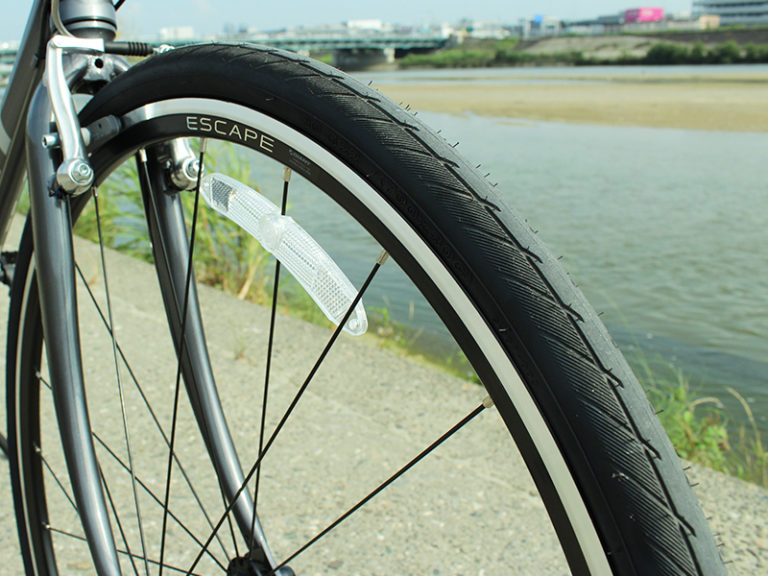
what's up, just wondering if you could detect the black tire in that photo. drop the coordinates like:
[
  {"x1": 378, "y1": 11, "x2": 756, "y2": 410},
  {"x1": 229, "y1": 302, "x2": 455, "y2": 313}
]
[{"x1": 7, "y1": 44, "x2": 725, "y2": 575}]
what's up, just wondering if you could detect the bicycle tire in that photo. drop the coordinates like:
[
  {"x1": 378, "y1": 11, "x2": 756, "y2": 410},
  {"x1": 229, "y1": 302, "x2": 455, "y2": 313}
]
[{"x1": 7, "y1": 43, "x2": 725, "y2": 575}]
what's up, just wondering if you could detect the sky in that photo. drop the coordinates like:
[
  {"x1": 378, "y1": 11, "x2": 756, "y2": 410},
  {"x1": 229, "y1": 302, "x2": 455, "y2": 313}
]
[{"x1": 2, "y1": 1, "x2": 695, "y2": 43}]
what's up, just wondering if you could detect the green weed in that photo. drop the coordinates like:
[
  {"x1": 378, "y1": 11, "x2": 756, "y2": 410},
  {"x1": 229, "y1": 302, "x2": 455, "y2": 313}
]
[
  {"x1": 726, "y1": 387, "x2": 768, "y2": 486},
  {"x1": 628, "y1": 349, "x2": 767, "y2": 487}
]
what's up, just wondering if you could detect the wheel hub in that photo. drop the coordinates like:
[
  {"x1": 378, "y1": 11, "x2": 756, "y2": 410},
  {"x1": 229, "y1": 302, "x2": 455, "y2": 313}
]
[{"x1": 226, "y1": 555, "x2": 295, "y2": 576}]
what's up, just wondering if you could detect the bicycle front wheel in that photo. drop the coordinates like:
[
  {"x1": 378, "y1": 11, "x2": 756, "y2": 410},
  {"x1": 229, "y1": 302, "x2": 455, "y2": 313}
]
[{"x1": 7, "y1": 44, "x2": 724, "y2": 575}]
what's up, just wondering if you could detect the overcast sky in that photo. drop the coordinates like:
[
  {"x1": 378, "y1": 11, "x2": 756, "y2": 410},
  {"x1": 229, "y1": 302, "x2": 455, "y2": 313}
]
[{"x1": 2, "y1": 1, "x2": 695, "y2": 43}]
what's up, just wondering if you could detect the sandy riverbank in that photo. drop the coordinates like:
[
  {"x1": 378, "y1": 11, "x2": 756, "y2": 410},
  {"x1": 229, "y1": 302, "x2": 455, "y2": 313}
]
[{"x1": 376, "y1": 73, "x2": 768, "y2": 132}]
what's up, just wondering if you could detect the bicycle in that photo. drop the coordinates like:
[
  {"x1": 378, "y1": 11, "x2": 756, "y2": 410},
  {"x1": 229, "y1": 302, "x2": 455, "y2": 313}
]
[{"x1": 0, "y1": 1, "x2": 727, "y2": 574}]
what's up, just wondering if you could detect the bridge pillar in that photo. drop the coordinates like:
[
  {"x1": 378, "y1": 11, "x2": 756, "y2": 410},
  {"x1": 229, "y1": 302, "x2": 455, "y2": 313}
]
[{"x1": 332, "y1": 47, "x2": 396, "y2": 70}]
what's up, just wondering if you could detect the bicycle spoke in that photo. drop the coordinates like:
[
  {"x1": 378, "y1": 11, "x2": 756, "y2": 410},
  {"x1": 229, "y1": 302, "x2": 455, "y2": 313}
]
[
  {"x1": 42, "y1": 311, "x2": 233, "y2": 570},
  {"x1": 38, "y1": 449, "x2": 78, "y2": 513},
  {"x1": 93, "y1": 433, "x2": 228, "y2": 572},
  {"x1": 100, "y1": 463, "x2": 142, "y2": 576},
  {"x1": 36, "y1": 377, "x2": 79, "y2": 512},
  {"x1": 93, "y1": 190, "x2": 152, "y2": 575},
  {"x1": 251, "y1": 166, "x2": 292, "y2": 545},
  {"x1": 45, "y1": 527, "x2": 206, "y2": 576},
  {"x1": 274, "y1": 397, "x2": 494, "y2": 571},
  {"x1": 188, "y1": 249, "x2": 388, "y2": 574},
  {"x1": 74, "y1": 261, "x2": 232, "y2": 561},
  {"x1": 37, "y1": 436, "x2": 185, "y2": 576},
  {"x1": 221, "y1": 487, "x2": 240, "y2": 560}
]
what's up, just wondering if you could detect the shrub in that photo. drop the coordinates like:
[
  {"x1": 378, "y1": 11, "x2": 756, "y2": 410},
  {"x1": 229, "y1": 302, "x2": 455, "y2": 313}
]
[
  {"x1": 644, "y1": 42, "x2": 690, "y2": 65},
  {"x1": 711, "y1": 40, "x2": 742, "y2": 64}
]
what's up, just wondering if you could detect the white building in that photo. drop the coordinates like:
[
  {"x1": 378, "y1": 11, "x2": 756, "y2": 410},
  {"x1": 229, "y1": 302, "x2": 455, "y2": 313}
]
[
  {"x1": 346, "y1": 19, "x2": 385, "y2": 31},
  {"x1": 159, "y1": 26, "x2": 196, "y2": 41},
  {"x1": 692, "y1": 0, "x2": 768, "y2": 25}
]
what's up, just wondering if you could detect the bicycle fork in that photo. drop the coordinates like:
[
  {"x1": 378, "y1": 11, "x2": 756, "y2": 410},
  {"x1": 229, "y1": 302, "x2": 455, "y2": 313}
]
[{"x1": 25, "y1": 38, "x2": 278, "y2": 575}]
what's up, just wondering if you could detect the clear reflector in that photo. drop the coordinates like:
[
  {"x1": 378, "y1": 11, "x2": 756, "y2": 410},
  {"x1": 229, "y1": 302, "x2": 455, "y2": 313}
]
[{"x1": 200, "y1": 173, "x2": 368, "y2": 335}]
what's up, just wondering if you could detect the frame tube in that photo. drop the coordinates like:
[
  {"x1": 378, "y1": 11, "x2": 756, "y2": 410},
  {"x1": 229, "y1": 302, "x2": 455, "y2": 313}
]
[
  {"x1": 0, "y1": 0, "x2": 48, "y2": 247},
  {"x1": 26, "y1": 83, "x2": 122, "y2": 574}
]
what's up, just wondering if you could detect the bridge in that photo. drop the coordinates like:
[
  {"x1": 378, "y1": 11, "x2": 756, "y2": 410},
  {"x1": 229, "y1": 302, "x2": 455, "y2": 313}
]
[
  {"x1": 0, "y1": 32, "x2": 449, "y2": 82},
  {"x1": 163, "y1": 32, "x2": 449, "y2": 69}
]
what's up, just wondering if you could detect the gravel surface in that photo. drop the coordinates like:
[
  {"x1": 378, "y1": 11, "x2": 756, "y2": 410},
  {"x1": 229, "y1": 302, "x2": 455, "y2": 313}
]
[{"x1": 0, "y1": 217, "x2": 765, "y2": 574}]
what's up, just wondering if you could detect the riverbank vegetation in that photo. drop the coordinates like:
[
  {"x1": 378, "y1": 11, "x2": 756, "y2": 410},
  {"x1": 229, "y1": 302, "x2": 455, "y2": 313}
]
[
  {"x1": 642, "y1": 41, "x2": 768, "y2": 64},
  {"x1": 629, "y1": 350, "x2": 767, "y2": 486},
  {"x1": 398, "y1": 37, "x2": 768, "y2": 68}
]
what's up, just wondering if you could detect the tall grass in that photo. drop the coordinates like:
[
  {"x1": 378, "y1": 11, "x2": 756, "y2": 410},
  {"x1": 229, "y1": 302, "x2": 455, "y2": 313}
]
[
  {"x1": 632, "y1": 353, "x2": 729, "y2": 469},
  {"x1": 628, "y1": 350, "x2": 767, "y2": 486},
  {"x1": 75, "y1": 144, "x2": 276, "y2": 302},
  {"x1": 726, "y1": 386, "x2": 767, "y2": 486}
]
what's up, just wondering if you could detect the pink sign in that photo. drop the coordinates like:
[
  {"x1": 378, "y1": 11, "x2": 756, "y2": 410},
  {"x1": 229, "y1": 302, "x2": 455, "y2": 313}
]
[{"x1": 625, "y1": 7, "x2": 664, "y2": 23}]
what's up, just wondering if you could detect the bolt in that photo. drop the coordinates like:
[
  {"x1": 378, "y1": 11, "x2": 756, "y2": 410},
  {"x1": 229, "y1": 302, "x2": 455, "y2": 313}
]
[
  {"x1": 71, "y1": 160, "x2": 94, "y2": 185},
  {"x1": 57, "y1": 158, "x2": 94, "y2": 194},
  {"x1": 185, "y1": 159, "x2": 200, "y2": 179},
  {"x1": 42, "y1": 134, "x2": 61, "y2": 149}
]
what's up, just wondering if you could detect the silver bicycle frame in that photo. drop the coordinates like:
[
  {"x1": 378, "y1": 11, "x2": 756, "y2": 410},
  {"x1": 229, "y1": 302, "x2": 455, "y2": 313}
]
[
  {"x1": 0, "y1": 0, "x2": 49, "y2": 245},
  {"x1": 2, "y1": 1, "x2": 275, "y2": 573}
]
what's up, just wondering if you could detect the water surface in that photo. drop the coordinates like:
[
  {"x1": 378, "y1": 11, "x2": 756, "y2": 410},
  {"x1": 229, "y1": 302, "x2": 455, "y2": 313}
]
[{"x1": 347, "y1": 66, "x2": 768, "y2": 436}]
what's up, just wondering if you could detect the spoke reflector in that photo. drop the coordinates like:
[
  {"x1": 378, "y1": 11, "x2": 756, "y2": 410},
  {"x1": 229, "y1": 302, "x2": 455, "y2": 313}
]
[{"x1": 201, "y1": 173, "x2": 368, "y2": 335}]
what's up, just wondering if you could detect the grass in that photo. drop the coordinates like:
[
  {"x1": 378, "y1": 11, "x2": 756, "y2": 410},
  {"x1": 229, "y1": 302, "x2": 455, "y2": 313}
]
[
  {"x1": 726, "y1": 386, "x2": 768, "y2": 486},
  {"x1": 366, "y1": 300, "x2": 480, "y2": 384},
  {"x1": 398, "y1": 37, "x2": 589, "y2": 68},
  {"x1": 628, "y1": 350, "x2": 767, "y2": 486}
]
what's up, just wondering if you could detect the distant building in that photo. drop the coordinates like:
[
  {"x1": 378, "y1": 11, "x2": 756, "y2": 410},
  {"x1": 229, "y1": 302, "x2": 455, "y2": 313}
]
[
  {"x1": 159, "y1": 26, "x2": 195, "y2": 41},
  {"x1": 665, "y1": 14, "x2": 721, "y2": 30},
  {"x1": 692, "y1": 0, "x2": 768, "y2": 25},
  {"x1": 526, "y1": 15, "x2": 562, "y2": 37},
  {"x1": 346, "y1": 19, "x2": 385, "y2": 31},
  {"x1": 563, "y1": 13, "x2": 624, "y2": 35},
  {"x1": 563, "y1": 8, "x2": 720, "y2": 34},
  {"x1": 458, "y1": 19, "x2": 510, "y2": 39},
  {"x1": 625, "y1": 7, "x2": 664, "y2": 23}
]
